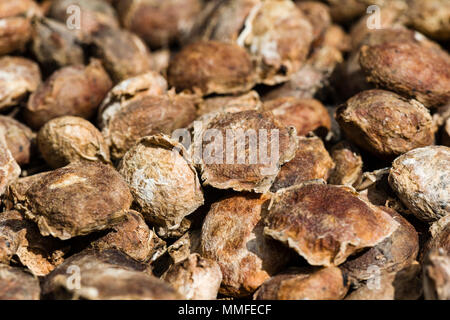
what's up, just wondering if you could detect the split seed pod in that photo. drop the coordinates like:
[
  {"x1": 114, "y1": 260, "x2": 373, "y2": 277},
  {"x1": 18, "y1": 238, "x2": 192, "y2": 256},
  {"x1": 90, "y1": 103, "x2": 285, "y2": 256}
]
[
  {"x1": 264, "y1": 182, "x2": 399, "y2": 266},
  {"x1": 24, "y1": 59, "x2": 112, "y2": 130},
  {"x1": 254, "y1": 266, "x2": 348, "y2": 300},
  {"x1": 162, "y1": 253, "x2": 222, "y2": 300},
  {"x1": 118, "y1": 135, "x2": 204, "y2": 231},
  {"x1": 20, "y1": 162, "x2": 133, "y2": 240},
  {"x1": 336, "y1": 90, "x2": 435, "y2": 159},
  {"x1": 201, "y1": 193, "x2": 291, "y2": 297},
  {"x1": 0, "y1": 56, "x2": 41, "y2": 111},
  {"x1": 388, "y1": 146, "x2": 450, "y2": 222},
  {"x1": 192, "y1": 110, "x2": 298, "y2": 193},
  {"x1": 37, "y1": 116, "x2": 110, "y2": 168}
]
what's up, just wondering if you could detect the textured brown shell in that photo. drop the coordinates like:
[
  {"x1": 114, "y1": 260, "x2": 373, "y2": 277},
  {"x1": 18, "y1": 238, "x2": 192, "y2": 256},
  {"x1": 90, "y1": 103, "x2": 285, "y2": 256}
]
[
  {"x1": 118, "y1": 135, "x2": 204, "y2": 230},
  {"x1": 296, "y1": 1, "x2": 331, "y2": 41},
  {"x1": 341, "y1": 207, "x2": 419, "y2": 285},
  {"x1": 239, "y1": 0, "x2": 313, "y2": 85},
  {"x1": 38, "y1": 116, "x2": 110, "y2": 168},
  {"x1": 201, "y1": 193, "x2": 291, "y2": 297},
  {"x1": 49, "y1": 0, "x2": 119, "y2": 37},
  {"x1": 263, "y1": 97, "x2": 331, "y2": 136},
  {"x1": 325, "y1": 0, "x2": 365, "y2": 23},
  {"x1": 22, "y1": 162, "x2": 132, "y2": 240},
  {"x1": 196, "y1": 91, "x2": 261, "y2": 118},
  {"x1": 329, "y1": 141, "x2": 363, "y2": 186},
  {"x1": 91, "y1": 210, "x2": 164, "y2": 262},
  {"x1": 270, "y1": 136, "x2": 334, "y2": 192},
  {"x1": 168, "y1": 41, "x2": 256, "y2": 96},
  {"x1": 118, "y1": 0, "x2": 203, "y2": 49},
  {"x1": 427, "y1": 216, "x2": 450, "y2": 255},
  {"x1": 336, "y1": 90, "x2": 436, "y2": 159},
  {"x1": 0, "y1": 56, "x2": 41, "y2": 111},
  {"x1": 90, "y1": 27, "x2": 153, "y2": 82},
  {"x1": 359, "y1": 42, "x2": 450, "y2": 108},
  {"x1": 264, "y1": 183, "x2": 399, "y2": 266},
  {"x1": 408, "y1": 0, "x2": 450, "y2": 41},
  {"x1": 24, "y1": 59, "x2": 112, "y2": 130},
  {"x1": 254, "y1": 266, "x2": 348, "y2": 300},
  {"x1": 42, "y1": 249, "x2": 182, "y2": 300},
  {"x1": 0, "y1": 265, "x2": 40, "y2": 300},
  {"x1": 388, "y1": 146, "x2": 450, "y2": 221},
  {"x1": 194, "y1": 110, "x2": 298, "y2": 193},
  {"x1": 30, "y1": 17, "x2": 85, "y2": 68},
  {"x1": 102, "y1": 92, "x2": 196, "y2": 160},
  {"x1": 423, "y1": 249, "x2": 450, "y2": 300},
  {"x1": 0, "y1": 210, "x2": 67, "y2": 276},
  {"x1": 0, "y1": 116, "x2": 35, "y2": 165},
  {"x1": 3, "y1": 171, "x2": 49, "y2": 211},
  {"x1": 0, "y1": 130, "x2": 20, "y2": 196},
  {"x1": 163, "y1": 253, "x2": 222, "y2": 300}
]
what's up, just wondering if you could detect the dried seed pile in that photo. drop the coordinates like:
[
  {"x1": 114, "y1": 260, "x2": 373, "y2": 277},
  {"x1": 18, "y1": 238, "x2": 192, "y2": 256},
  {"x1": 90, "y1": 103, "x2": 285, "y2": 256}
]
[{"x1": 0, "y1": 0, "x2": 449, "y2": 300}]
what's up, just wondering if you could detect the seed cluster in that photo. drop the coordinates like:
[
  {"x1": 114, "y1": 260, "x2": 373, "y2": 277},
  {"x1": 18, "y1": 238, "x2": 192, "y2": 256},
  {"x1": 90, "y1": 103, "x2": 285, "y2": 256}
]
[{"x1": 0, "y1": 0, "x2": 449, "y2": 301}]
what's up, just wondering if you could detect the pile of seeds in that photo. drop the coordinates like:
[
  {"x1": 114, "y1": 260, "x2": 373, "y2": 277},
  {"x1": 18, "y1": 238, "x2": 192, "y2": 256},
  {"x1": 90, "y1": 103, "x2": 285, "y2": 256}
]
[{"x1": 0, "y1": 0, "x2": 449, "y2": 300}]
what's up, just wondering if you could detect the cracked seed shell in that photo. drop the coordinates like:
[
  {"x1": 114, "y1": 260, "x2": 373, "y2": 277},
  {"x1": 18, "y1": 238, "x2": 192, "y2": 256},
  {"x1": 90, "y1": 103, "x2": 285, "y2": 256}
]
[{"x1": 329, "y1": 141, "x2": 363, "y2": 186}]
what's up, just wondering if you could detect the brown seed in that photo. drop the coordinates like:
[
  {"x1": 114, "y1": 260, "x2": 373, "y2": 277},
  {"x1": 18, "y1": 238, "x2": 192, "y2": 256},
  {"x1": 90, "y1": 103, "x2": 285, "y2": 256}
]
[
  {"x1": 0, "y1": 0, "x2": 41, "y2": 55},
  {"x1": 30, "y1": 17, "x2": 85, "y2": 69},
  {"x1": 264, "y1": 182, "x2": 399, "y2": 266},
  {"x1": 238, "y1": 0, "x2": 313, "y2": 85},
  {"x1": 329, "y1": 141, "x2": 363, "y2": 186},
  {"x1": 0, "y1": 129, "x2": 20, "y2": 196},
  {"x1": 193, "y1": 110, "x2": 298, "y2": 193},
  {"x1": 336, "y1": 90, "x2": 436, "y2": 159},
  {"x1": 90, "y1": 27, "x2": 153, "y2": 82},
  {"x1": 162, "y1": 253, "x2": 222, "y2": 300},
  {"x1": 42, "y1": 249, "x2": 182, "y2": 300},
  {"x1": 90, "y1": 210, "x2": 165, "y2": 262},
  {"x1": 0, "y1": 265, "x2": 40, "y2": 300},
  {"x1": 168, "y1": 41, "x2": 256, "y2": 96},
  {"x1": 325, "y1": 0, "x2": 365, "y2": 23},
  {"x1": 0, "y1": 116, "x2": 35, "y2": 166},
  {"x1": 20, "y1": 162, "x2": 133, "y2": 240},
  {"x1": 117, "y1": 0, "x2": 203, "y2": 49},
  {"x1": 270, "y1": 136, "x2": 334, "y2": 192},
  {"x1": 0, "y1": 210, "x2": 67, "y2": 276},
  {"x1": 0, "y1": 56, "x2": 41, "y2": 111},
  {"x1": 201, "y1": 193, "x2": 291, "y2": 297},
  {"x1": 359, "y1": 42, "x2": 450, "y2": 108},
  {"x1": 345, "y1": 262, "x2": 423, "y2": 300},
  {"x1": 388, "y1": 146, "x2": 450, "y2": 222},
  {"x1": 254, "y1": 266, "x2": 348, "y2": 300},
  {"x1": 296, "y1": 1, "x2": 331, "y2": 41},
  {"x1": 423, "y1": 249, "x2": 450, "y2": 300},
  {"x1": 408, "y1": 0, "x2": 450, "y2": 41},
  {"x1": 118, "y1": 135, "x2": 204, "y2": 231},
  {"x1": 196, "y1": 91, "x2": 262, "y2": 118},
  {"x1": 3, "y1": 171, "x2": 49, "y2": 211},
  {"x1": 37, "y1": 116, "x2": 110, "y2": 169},
  {"x1": 427, "y1": 215, "x2": 450, "y2": 255},
  {"x1": 101, "y1": 91, "x2": 195, "y2": 160},
  {"x1": 49, "y1": 0, "x2": 119, "y2": 37},
  {"x1": 24, "y1": 59, "x2": 112, "y2": 130},
  {"x1": 167, "y1": 229, "x2": 202, "y2": 265},
  {"x1": 262, "y1": 97, "x2": 331, "y2": 137},
  {"x1": 341, "y1": 207, "x2": 419, "y2": 286}
]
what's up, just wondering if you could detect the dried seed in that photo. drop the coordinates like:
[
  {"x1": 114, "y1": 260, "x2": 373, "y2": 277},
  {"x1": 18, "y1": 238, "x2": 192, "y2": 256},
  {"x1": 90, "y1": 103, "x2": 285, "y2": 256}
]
[
  {"x1": 325, "y1": 0, "x2": 365, "y2": 23},
  {"x1": 196, "y1": 91, "x2": 261, "y2": 118},
  {"x1": 0, "y1": 116, "x2": 35, "y2": 166},
  {"x1": 270, "y1": 136, "x2": 334, "y2": 192},
  {"x1": 359, "y1": 42, "x2": 450, "y2": 108},
  {"x1": 37, "y1": 116, "x2": 110, "y2": 169},
  {"x1": 3, "y1": 171, "x2": 49, "y2": 211},
  {"x1": 264, "y1": 182, "x2": 399, "y2": 266},
  {"x1": 168, "y1": 41, "x2": 256, "y2": 96},
  {"x1": 20, "y1": 162, "x2": 133, "y2": 240},
  {"x1": 91, "y1": 210, "x2": 166, "y2": 262},
  {"x1": 0, "y1": 129, "x2": 20, "y2": 196},
  {"x1": 329, "y1": 141, "x2": 363, "y2": 186},
  {"x1": 254, "y1": 266, "x2": 348, "y2": 300},
  {"x1": 0, "y1": 265, "x2": 40, "y2": 300},
  {"x1": 336, "y1": 90, "x2": 436, "y2": 159},
  {"x1": 262, "y1": 97, "x2": 331, "y2": 137},
  {"x1": 118, "y1": 135, "x2": 204, "y2": 231},
  {"x1": 296, "y1": 1, "x2": 331, "y2": 41},
  {"x1": 201, "y1": 193, "x2": 291, "y2": 297},
  {"x1": 388, "y1": 146, "x2": 450, "y2": 222},
  {"x1": 423, "y1": 249, "x2": 450, "y2": 300},
  {"x1": 162, "y1": 253, "x2": 222, "y2": 300},
  {"x1": 408, "y1": 0, "x2": 450, "y2": 41},
  {"x1": 193, "y1": 110, "x2": 298, "y2": 193},
  {"x1": 24, "y1": 59, "x2": 112, "y2": 130}
]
